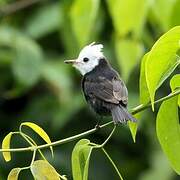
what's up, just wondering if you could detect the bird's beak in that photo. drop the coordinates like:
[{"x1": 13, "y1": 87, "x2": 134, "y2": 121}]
[{"x1": 64, "y1": 59, "x2": 77, "y2": 64}]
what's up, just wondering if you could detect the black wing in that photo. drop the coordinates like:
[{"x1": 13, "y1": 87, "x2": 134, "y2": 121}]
[{"x1": 83, "y1": 76, "x2": 128, "y2": 105}]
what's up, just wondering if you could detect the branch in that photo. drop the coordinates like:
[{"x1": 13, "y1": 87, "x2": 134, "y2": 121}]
[
  {"x1": 0, "y1": 89, "x2": 180, "y2": 152},
  {"x1": 131, "y1": 89, "x2": 180, "y2": 114},
  {"x1": 0, "y1": 0, "x2": 42, "y2": 17}
]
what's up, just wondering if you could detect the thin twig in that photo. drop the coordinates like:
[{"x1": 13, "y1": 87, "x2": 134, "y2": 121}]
[
  {"x1": 0, "y1": 0, "x2": 42, "y2": 17},
  {"x1": 131, "y1": 89, "x2": 180, "y2": 114},
  {"x1": 30, "y1": 149, "x2": 36, "y2": 166},
  {"x1": 95, "y1": 125, "x2": 117, "y2": 148},
  {"x1": 20, "y1": 132, "x2": 47, "y2": 161},
  {"x1": 0, "y1": 89, "x2": 179, "y2": 152},
  {"x1": 102, "y1": 148, "x2": 124, "y2": 180},
  {"x1": 101, "y1": 125, "x2": 116, "y2": 147}
]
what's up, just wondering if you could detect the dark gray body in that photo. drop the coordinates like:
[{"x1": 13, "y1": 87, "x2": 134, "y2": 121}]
[{"x1": 82, "y1": 58, "x2": 136, "y2": 124}]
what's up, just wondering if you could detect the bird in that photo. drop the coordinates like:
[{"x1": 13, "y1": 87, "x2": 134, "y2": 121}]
[{"x1": 64, "y1": 42, "x2": 136, "y2": 125}]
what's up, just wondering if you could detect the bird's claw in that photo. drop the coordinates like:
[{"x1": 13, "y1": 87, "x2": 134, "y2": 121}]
[{"x1": 95, "y1": 124, "x2": 101, "y2": 130}]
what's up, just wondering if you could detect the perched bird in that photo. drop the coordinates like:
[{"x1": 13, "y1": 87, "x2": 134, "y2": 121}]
[{"x1": 64, "y1": 42, "x2": 136, "y2": 124}]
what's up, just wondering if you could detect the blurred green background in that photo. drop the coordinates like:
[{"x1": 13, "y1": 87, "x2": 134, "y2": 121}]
[{"x1": 0, "y1": 0, "x2": 180, "y2": 179}]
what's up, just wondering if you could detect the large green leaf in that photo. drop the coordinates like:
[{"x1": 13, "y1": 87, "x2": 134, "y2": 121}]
[
  {"x1": 170, "y1": 0, "x2": 180, "y2": 28},
  {"x1": 31, "y1": 160, "x2": 60, "y2": 180},
  {"x1": 70, "y1": 0, "x2": 100, "y2": 47},
  {"x1": 25, "y1": 2, "x2": 61, "y2": 38},
  {"x1": 12, "y1": 37, "x2": 43, "y2": 87},
  {"x1": 151, "y1": 0, "x2": 177, "y2": 31},
  {"x1": 145, "y1": 26, "x2": 180, "y2": 110},
  {"x1": 115, "y1": 39, "x2": 143, "y2": 81},
  {"x1": 140, "y1": 53, "x2": 179, "y2": 105},
  {"x1": 0, "y1": 26, "x2": 43, "y2": 88},
  {"x1": 139, "y1": 53, "x2": 150, "y2": 104},
  {"x1": 72, "y1": 139, "x2": 93, "y2": 180},
  {"x1": 59, "y1": 1, "x2": 79, "y2": 56},
  {"x1": 139, "y1": 53, "x2": 180, "y2": 104},
  {"x1": 156, "y1": 96, "x2": 180, "y2": 174},
  {"x1": 107, "y1": 0, "x2": 150, "y2": 37}
]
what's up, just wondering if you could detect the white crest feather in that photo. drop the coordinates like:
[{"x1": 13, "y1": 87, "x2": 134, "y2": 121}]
[
  {"x1": 73, "y1": 42, "x2": 105, "y2": 75},
  {"x1": 78, "y1": 42, "x2": 104, "y2": 59}
]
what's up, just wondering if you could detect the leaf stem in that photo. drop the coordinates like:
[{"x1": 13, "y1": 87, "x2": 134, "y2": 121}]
[
  {"x1": 96, "y1": 125, "x2": 117, "y2": 148},
  {"x1": 102, "y1": 148, "x2": 124, "y2": 180},
  {"x1": 20, "y1": 132, "x2": 34, "y2": 146},
  {"x1": 30, "y1": 149, "x2": 36, "y2": 166},
  {"x1": 0, "y1": 89, "x2": 179, "y2": 152},
  {"x1": 20, "y1": 166, "x2": 30, "y2": 171},
  {"x1": 20, "y1": 132, "x2": 47, "y2": 161}
]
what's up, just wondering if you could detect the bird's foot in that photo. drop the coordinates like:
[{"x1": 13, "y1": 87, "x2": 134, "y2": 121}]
[{"x1": 95, "y1": 124, "x2": 101, "y2": 130}]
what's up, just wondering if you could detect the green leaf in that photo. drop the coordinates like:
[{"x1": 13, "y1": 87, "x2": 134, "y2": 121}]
[
  {"x1": 128, "y1": 113, "x2": 139, "y2": 143},
  {"x1": 12, "y1": 37, "x2": 43, "y2": 87},
  {"x1": 151, "y1": 0, "x2": 177, "y2": 31},
  {"x1": 31, "y1": 160, "x2": 60, "y2": 180},
  {"x1": 70, "y1": 0, "x2": 100, "y2": 47},
  {"x1": 107, "y1": 0, "x2": 150, "y2": 37},
  {"x1": 170, "y1": 74, "x2": 180, "y2": 91},
  {"x1": 20, "y1": 122, "x2": 53, "y2": 157},
  {"x1": 145, "y1": 26, "x2": 180, "y2": 110},
  {"x1": 25, "y1": 2, "x2": 61, "y2": 38},
  {"x1": 42, "y1": 61, "x2": 72, "y2": 104},
  {"x1": 72, "y1": 139, "x2": 93, "y2": 180},
  {"x1": 0, "y1": 26, "x2": 15, "y2": 46},
  {"x1": 170, "y1": 74, "x2": 180, "y2": 106},
  {"x1": 2, "y1": 132, "x2": 13, "y2": 162},
  {"x1": 0, "y1": 26, "x2": 43, "y2": 88},
  {"x1": 0, "y1": 0, "x2": 8, "y2": 6},
  {"x1": 140, "y1": 54, "x2": 179, "y2": 105},
  {"x1": 170, "y1": 0, "x2": 180, "y2": 28},
  {"x1": 115, "y1": 39, "x2": 143, "y2": 81},
  {"x1": 157, "y1": 55, "x2": 180, "y2": 89},
  {"x1": 156, "y1": 96, "x2": 180, "y2": 174},
  {"x1": 128, "y1": 121, "x2": 137, "y2": 143},
  {"x1": 139, "y1": 53, "x2": 150, "y2": 104},
  {"x1": 8, "y1": 168, "x2": 21, "y2": 180}
]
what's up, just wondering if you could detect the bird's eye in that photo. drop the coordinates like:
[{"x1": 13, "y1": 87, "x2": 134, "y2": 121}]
[{"x1": 83, "y1": 57, "x2": 89, "y2": 62}]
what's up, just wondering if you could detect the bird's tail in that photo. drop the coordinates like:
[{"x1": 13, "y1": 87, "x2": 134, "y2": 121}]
[{"x1": 111, "y1": 105, "x2": 137, "y2": 124}]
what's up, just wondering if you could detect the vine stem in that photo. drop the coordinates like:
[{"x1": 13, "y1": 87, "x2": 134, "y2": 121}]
[
  {"x1": 131, "y1": 88, "x2": 180, "y2": 114},
  {"x1": 20, "y1": 132, "x2": 47, "y2": 161},
  {"x1": 0, "y1": 89, "x2": 180, "y2": 152},
  {"x1": 95, "y1": 125, "x2": 117, "y2": 148},
  {"x1": 30, "y1": 149, "x2": 37, "y2": 166},
  {"x1": 102, "y1": 148, "x2": 124, "y2": 180}
]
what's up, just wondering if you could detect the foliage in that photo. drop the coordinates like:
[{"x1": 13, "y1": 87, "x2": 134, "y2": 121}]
[
  {"x1": 2, "y1": 132, "x2": 13, "y2": 162},
  {"x1": 72, "y1": 139, "x2": 93, "y2": 180},
  {"x1": 0, "y1": 0, "x2": 180, "y2": 180}
]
